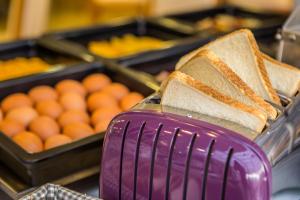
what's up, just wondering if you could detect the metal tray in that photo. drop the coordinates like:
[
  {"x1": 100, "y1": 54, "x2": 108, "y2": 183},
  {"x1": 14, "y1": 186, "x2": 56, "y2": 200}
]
[
  {"x1": 153, "y1": 6, "x2": 286, "y2": 38},
  {"x1": 19, "y1": 183, "x2": 99, "y2": 200},
  {"x1": 0, "y1": 62, "x2": 155, "y2": 186}
]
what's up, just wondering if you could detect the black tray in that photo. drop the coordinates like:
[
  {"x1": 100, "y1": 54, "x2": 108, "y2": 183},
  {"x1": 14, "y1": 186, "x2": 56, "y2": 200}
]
[
  {"x1": 153, "y1": 6, "x2": 286, "y2": 38},
  {"x1": 44, "y1": 19, "x2": 195, "y2": 61},
  {"x1": 0, "y1": 62, "x2": 155, "y2": 186},
  {"x1": 46, "y1": 19, "x2": 189, "y2": 44},
  {"x1": 121, "y1": 47, "x2": 185, "y2": 76},
  {"x1": 0, "y1": 39, "x2": 81, "y2": 65},
  {"x1": 121, "y1": 36, "x2": 279, "y2": 78}
]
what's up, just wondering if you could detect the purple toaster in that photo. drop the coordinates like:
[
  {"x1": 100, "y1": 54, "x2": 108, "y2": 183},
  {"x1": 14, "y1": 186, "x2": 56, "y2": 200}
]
[{"x1": 100, "y1": 92, "x2": 300, "y2": 200}]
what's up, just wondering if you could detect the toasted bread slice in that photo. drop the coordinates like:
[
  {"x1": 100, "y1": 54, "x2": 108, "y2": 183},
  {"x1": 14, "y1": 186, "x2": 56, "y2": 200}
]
[
  {"x1": 177, "y1": 49, "x2": 277, "y2": 119},
  {"x1": 161, "y1": 71, "x2": 267, "y2": 132},
  {"x1": 176, "y1": 29, "x2": 281, "y2": 105},
  {"x1": 262, "y1": 53, "x2": 300, "y2": 97}
]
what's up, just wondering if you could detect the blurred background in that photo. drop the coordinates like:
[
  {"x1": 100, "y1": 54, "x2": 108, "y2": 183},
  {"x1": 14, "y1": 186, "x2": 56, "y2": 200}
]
[{"x1": 0, "y1": 0, "x2": 296, "y2": 42}]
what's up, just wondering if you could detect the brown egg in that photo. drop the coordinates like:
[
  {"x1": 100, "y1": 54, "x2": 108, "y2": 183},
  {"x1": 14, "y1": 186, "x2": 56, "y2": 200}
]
[
  {"x1": 102, "y1": 83, "x2": 129, "y2": 100},
  {"x1": 82, "y1": 73, "x2": 111, "y2": 93},
  {"x1": 29, "y1": 85, "x2": 58, "y2": 103},
  {"x1": 58, "y1": 110, "x2": 90, "y2": 127},
  {"x1": 63, "y1": 122, "x2": 94, "y2": 140},
  {"x1": 94, "y1": 119, "x2": 111, "y2": 133},
  {"x1": 5, "y1": 107, "x2": 38, "y2": 126},
  {"x1": 0, "y1": 119, "x2": 25, "y2": 137},
  {"x1": 91, "y1": 106, "x2": 121, "y2": 126},
  {"x1": 45, "y1": 134, "x2": 72, "y2": 150},
  {"x1": 87, "y1": 92, "x2": 118, "y2": 112},
  {"x1": 0, "y1": 108, "x2": 2, "y2": 121},
  {"x1": 59, "y1": 92, "x2": 86, "y2": 111},
  {"x1": 29, "y1": 116, "x2": 60, "y2": 141},
  {"x1": 1, "y1": 93, "x2": 33, "y2": 113},
  {"x1": 36, "y1": 100, "x2": 63, "y2": 119},
  {"x1": 55, "y1": 79, "x2": 86, "y2": 97},
  {"x1": 120, "y1": 92, "x2": 144, "y2": 111},
  {"x1": 13, "y1": 131, "x2": 43, "y2": 153}
]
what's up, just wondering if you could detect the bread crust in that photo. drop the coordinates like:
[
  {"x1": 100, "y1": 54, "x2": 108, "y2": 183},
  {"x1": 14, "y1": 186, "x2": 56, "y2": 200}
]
[
  {"x1": 261, "y1": 53, "x2": 300, "y2": 72},
  {"x1": 244, "y1": 30, "x2": 281, "y2": 105},
  {"x1": 176, "y1": 29, "x2": 281, "y2": 105},
  {"x1": 188, "y1": 49, "x2": 277, "y2": 119},
  {"x1": 165, "y1": 71, "x2": 267, "y2": 122}
]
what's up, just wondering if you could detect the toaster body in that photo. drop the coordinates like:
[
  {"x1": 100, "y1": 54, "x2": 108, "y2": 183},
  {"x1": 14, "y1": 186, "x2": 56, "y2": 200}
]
[{"x1": 100, "y1": 110, "x2": 271, "y2": 200}]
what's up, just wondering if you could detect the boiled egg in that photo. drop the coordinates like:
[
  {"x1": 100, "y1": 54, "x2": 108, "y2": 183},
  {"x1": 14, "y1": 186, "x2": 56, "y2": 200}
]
[
  {"x1": 82, "y1": 73, "x2": 111, "y2": 93},
  {"x1": 55, "y1": 79, "x2": 86, "y2": 97},
  {"x1": 87, "y1": 92, "x2": 117, "y2": 112},
  {"x1": 29, "y1": 85, "x2": 58, "y2": 103},
  {"x1": 29, "y1": 116, "x2": 60, "y2": 141},
  {"x1": 63, "y1": 122, "x2": 94, "y2": 140},
  {"x1": 1, "y1": 93, "x2": 33, "y2": 113},
  {"x1": 13, "y1": 131, "x2": 43, "y2": 153}
]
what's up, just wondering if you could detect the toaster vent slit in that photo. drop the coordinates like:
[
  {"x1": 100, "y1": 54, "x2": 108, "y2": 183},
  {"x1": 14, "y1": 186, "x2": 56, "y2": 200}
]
[
  {"x1": 119, "y1": 121, "x2": 130, "y2": 200},
  {"x1": 182, "y1": 133, "x2": 197, "y2": 200},
  {"x1": 164, "y1": 128, "x2": 180, "y2": 200},
  {"x1": 221, "y1": 148, "x2": 234, "y2": 200},
  {"x1": 133, "y1": 122, "x2": 146, "y2": 200},
  {"x1": 201, "y1": 139, "x2": 215, "y2": 200},
  {"x1": 148, "y1": 124, "x2": 163, "y2": 200}
]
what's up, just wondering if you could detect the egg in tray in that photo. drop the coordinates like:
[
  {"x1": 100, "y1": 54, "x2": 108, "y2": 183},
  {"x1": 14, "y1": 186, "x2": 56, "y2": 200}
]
[
  {"x1": 0, "y1": 73, "x2": 144, "y2": 153},
  {"x1": 0, "y1": 57, "x2": 51, "y2": 81},
  {"x1": 88, "y1": 34, "x2": 173, "y2": 58}
]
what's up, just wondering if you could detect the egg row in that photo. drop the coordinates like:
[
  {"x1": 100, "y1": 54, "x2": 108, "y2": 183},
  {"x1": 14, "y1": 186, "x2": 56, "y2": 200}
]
[{"x1": 0, "y1": 73, "x2": 144, "y2": 153}]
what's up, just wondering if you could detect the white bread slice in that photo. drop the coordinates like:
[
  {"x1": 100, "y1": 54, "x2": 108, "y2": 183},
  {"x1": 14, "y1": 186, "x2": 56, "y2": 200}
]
[
  {"x1": 134, "y1": 94, "x2": 258, "y2": 140},
  {"x1": 161, "y1": 71, "x2": 267, "y2": 132},
  {"x1": 161, "y1": 105, "x2": 258, "y2": 140},
  {"x1": 177, "y1": 49, "x2": 277, "y2": 119},
  {"x1": 262, "y1": 53, "x2": 300, "y2": 97},
  {"x1": 175, "y1": 29, "x2": 281, "y2": 105}
]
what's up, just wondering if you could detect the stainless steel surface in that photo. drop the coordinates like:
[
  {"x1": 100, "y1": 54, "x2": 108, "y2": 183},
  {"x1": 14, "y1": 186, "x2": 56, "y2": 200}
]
[{"x1": 277, "y1": 6, "x2": 300, "y2": 67}]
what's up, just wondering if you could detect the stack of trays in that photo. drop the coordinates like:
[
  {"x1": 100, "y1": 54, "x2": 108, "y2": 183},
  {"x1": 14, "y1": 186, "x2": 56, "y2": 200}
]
[{"x1": 0, "y1": 6, "x2": 289, "y2": 198}]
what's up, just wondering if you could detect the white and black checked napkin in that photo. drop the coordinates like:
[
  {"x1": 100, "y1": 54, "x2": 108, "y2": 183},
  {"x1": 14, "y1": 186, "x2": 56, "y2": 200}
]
[{"x1": 19, "y1": 183, "x2": 100, "y2": 200}]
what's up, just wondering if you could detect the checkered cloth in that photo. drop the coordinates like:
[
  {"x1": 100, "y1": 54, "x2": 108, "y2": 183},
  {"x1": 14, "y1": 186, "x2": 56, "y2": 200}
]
[{"x1": 19, "y1": 183, "x2": 100, "y2": 200}]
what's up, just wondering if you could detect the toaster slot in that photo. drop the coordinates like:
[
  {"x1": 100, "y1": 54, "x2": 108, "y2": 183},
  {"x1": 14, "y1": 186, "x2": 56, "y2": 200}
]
[
  {"x1": 133, "y1": 122, "x2": 146, "y2": 200},
  {"x1": 182, "y1": 133, "x2": 197, "y2": 200},
  {"x1": 201, "y1": 139, "x2": 215, "y2": 200},
  {"x1": 205, "y1": 140, "x2": 234, "y2": 199},
  {"x1": 265, "y1": 91, "x2": 292, "y2": 120},
  {"x1": 278, "y1": 92, "x2": 293, "y2": 106},
  {"x1": 265, "y1": 100, "x2": 284, "y2": 116},
  {"x1": 221, "y1": 148, "x2": 234, "y2": 200},
  {"x1": 119, "y1": 121, "x2": 131, "y2": 200},
  {"x1": 148, "y1": 124, "x2": 163, "y2": 200},
  {"x1": 165, "y1": 128, "x2": 180, "y2": 200}
]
